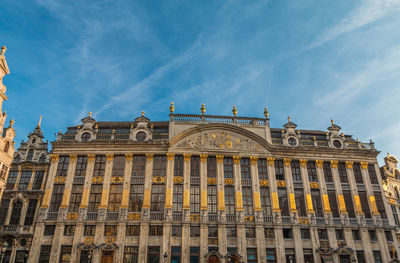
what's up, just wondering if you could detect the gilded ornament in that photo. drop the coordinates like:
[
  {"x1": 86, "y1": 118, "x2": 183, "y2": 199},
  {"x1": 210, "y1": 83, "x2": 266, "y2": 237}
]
[
  {"x1": 216, "y1": 155, "x2": 224, "y2": 163},
  {"x1": 111, "y1": 176, "x2": 123, "y2": 184},
  {"x1": 125, "y1": 153, "x2": 133, "y2": 161},
  {"x1": 299, "y1": 217, "x2": 309, "y2": 224},
  {"x1": 166, "y1": 153, "x2": 175, "y2": 161},
  {"x1": 190, "y1": 214, "x2": 200, "y2": 221},
  {"x1": 300, "y1": 159, "x2": 308, "y2": 167},
  {"x1": 200, "y1": 103, "x2": 206, "y2": 115},
  {"x1": 225, "y1": 140, "x2": 233, "y2": 149},
  {"x1": 276, "y1": 180, "x2": 286, "y2": 188},
  {"x1": 87, "y1": 154, "x2": 96, "y2": 162},
  {"x1": 92, "y1": 176, "x2": 104, "y2": 184},
  {"x1": 173, "y1": 176, "x2": 184, "y2": 184},
  {"x1": 207, "y1": 178, "x2": 217, "y2": 185},
  {"x1": 84, "y1": 237, "x2": 93, "y2": 245},
  {"x1": 360, "y1": 161, "x2": 368, "y2": 170},
  {"x1": 259, "y1": 179, "x2": 269, "y2": 187},
  {"x1": 310, "y1": 182, "x2": 320, "y2": 189},
  {"x1": 200, "y1": 154, "x2": 208, "y2": 162},
  {"x1": 66, "y1": 213, "x2": 78, "y2": 220},
  {"x1": 224, "y1": 178, "x2": 234, "y2": 185},
  {"x1": 244, "y1": 216, "x2": 254, "y2": 222},
  {"x1": 345, "y1": 161, "x2": 353, "y2": 169},
  {"x1": 54, "y1": 176, "x2": 66, "y2": 184},
  {"x1": 264, "y1": 107, "x2": 269, "y2": 118},
  {"x1": 169, "y1": 102, "x2": 175, "y2": 114},
  {"x1": 106, "y1": 153, "x2": 114, "y2": 161},
  {"x1": 233, "y1": 156, "x2": 241, "y2": 164},
  {"x1": 330, "y1": 160, "x2": 338, "y2": 168},
  {"x1": 127, "y1": 213, "x2": 141, "y2": 220},
  {"x1": 315, "y1": 160, "x2": 324, "y2": 168},
  {"x1": 183, "y1": 153, "x2": 192, "y2": 162},
  {"x1": 232, "y1": 105, "x2": 238, "y2": 116},
  {"x1": 267, "y1": 157, "x2": 275, "y2": 165},
  {"x1": 69, "y1": 154, "x2": 78, "y2": 162},
  {"x1": 50, "y1": 154, "x2": 59, "y2": 163},
  {"x1": 146, "y1": 153, "x2": 154, "y2": 161},
  {"x1": 152, "y1": 176, "x2": 166, "y2": 184},
  {"x1": 250, "y1": 156, "x2": 258, "y2": 164},
  {"x1": 283, "y1": 158, "x2": 292, "y2": 166},
  {"x1": 105, "y1": 237, "x2": 114, "y2": 244}
]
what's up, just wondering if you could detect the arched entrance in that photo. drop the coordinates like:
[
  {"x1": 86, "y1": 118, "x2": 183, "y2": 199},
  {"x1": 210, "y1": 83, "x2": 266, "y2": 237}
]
[
  {"x1": 225, "y1": 252, "x2": 243, "y2": 263},
  {"x1": 205, "y1": 251, "x2": 223, "y2": 263},
  {"x1": 101, "y1": 250, "x2": 114, "y2": 263},
  {"x1": 208, "y1": 255, "x2": 220, "y2": 263}
]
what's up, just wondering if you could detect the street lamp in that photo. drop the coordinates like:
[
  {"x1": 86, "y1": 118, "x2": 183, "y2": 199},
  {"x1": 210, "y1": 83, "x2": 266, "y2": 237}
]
[{"x1": 1, "y1": 242, "x2": 8, "y2": 263}]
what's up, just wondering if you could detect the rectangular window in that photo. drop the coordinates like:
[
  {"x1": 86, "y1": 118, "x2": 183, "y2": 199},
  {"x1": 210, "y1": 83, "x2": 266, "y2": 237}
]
[
  {"x1": 38, "y1": 245, "x2": 52, "y2": 262},
  {"x1": 151, "y1": 184, "x2": 165, "y2": 212},
  {"x1": 49, "y1": 184, "x2": 65, "y2": 212},
  {"x1": 147, "y1": 247, "x2": 160, "y2": 263},
  {"x1": 224, "y1": 158, "x2": 233, "y2": 178},
  {"x1": 191, "y1": 156, "x2": 200, "y2": 177},
  {"x1": 245, "y1": 227, "x2": 255, "y2": 238},
  {"x1": 356, "y1": 251, "x2": 365, "y2": 263},
  {"x1": 75, "y1": 156, "x2": 88, "y2": 177},
  {"x1": 190, "y1": 247, "x2": 200, "y2": 263},
  {"x1": 225, "y1": 186, "x2": 235, "y2": 215},
  {"x1": 0, "y1": 164, "x2": 8, "y2": 181},
  {"x1": 328, "y1": 190, "x2": 340, "y2": 217},
  {"x1": 265, "y1": 228, "x2": 274, "y2": 239},
  {"x1": 241, "y1": 158, "x2": 251, "y2": 180},
  {"x1": 208, "y1": 226, "x2": 218, "y2": 238},
  {"x1": 247, "y1": 248, "x2": 257, "y2": 263},
  {"x1": 352, "y1": 230, "x2": 361, "y2": 240},
  {"x1": 112, "y1": 155, "x2": 125, "y2": 177},
  {"x1": 207, "y1": 157, "x2": 216, "y2": 178},
  {"x1": 104, "y1": 225, "x2": 117, "y2": 236},
  {"x1": 301, "y1": 228, "x2": 310, "y2": 239},
  {"x1": 190, "y1": 182, "x2": 200, "y2": 214},
  {"x1": 126, "y1": 225, "x2": 140, "y2": 236},
  {"x1": 56, "y1": 156, "x2": 70, "y2": 177},
  {"x1": 291, "y1": 161, "x2": 301, "y2": 182},
  {"x1": 318, "y1": 229, "x2": 328, "y2": 240},
  {"x1": 84, "y1": 225, "x2": 96, "y2": 236},
  {"x1": 373, "y1": 251, "x2": 382, "y2": 263},
  {"x1": 60, "y1": 245, "x2": 72, "y2": 263},
  {"x1": 343, "y1": 190, "x2": 355, "y2": 218},
  {"x1": 171, "y1": 247, "x2": 181, "y2": 263},
  {"x1": 283, "y1": 228, "x2": 293, "y2": 239},
  {"x1": 304, "y1": 249, "x2": 313, "y2": 263},
  {"x1": 32, "y1": 171, "x2": 44, "y2": 190},
  {"x1": 338, "y1": 163, "x2": 348, "y2": 183},
  {"x1": 353, "y1": 163, "x2": 363, "y2": 184},
  {"x1": 174, "y1": 155, "x2": 184, "y2": 177},
  {"x1": 24, "y1": 199, "x2": 38, "y2": 225},
  {"x1": 258, "y1": 159, "x2": 268, "y2": 180},
  {"x1": 323, "y1": 162, "x2": 333, "y2": 182},
  {"x1": 311, "y1": 190, "x2": 324, "y2": 217},
  {"x1": 132, "y1": 156, "x2": 146, "y2": 177},
  {"x1": 173, "y1": 184, "x2": 183, "y2": 213},
  {"x1": 129, "y1": 181, "x2": 144, "y2": 212},
  {"x1": 368, "y1": 164, "x2": 379, "y2": 185},
  {"x1": 374, "y1": 192, "x2": 387, "y2": 219},
  {"x1": 260, "y1": 187, "x2": 271, "y2": 215},
  {"x1": 278, "y1": 189, "x2": 289, "y2": 216},
  {"x1": 295, "y1": 188, "x2": 307, "y2": 216},
  {"x1": 336, "y1": 229, "x2": 344, "y2": 240},
  {"x1": 18, "y1": 170, "x2": 32, "y2": 190},
  {"x1": 359, "y1": 191, "x2": 371, "y2": 218},
  {"x1": 275, "y1": 160, "x2": 285, "y2": 180},
  {"x1": 6, "y1": 170, "x2": 18, "y2": 190},
  {"x1": 69, "y1": 184, "x2": 83, "y2": 212},
  {"x1": 369, "y1": 230, "x2": 377, "y2": 242},
  {"x1": 123, "y1": 246, "x2": 138, "y2": 263},
  {"x1": 385, "y1": 230, "x2": 393, "y2": 242},
  {"x1": 149, "y1": 225, "x2": 163, "y2": 236},
  {"x1": 171, "y1": 225, "x2": 182, "y2": 237},
  {"x1": 44, "y1": 225, "x2": 56, "y2": 236},
  {"x1": 227, "y1": 226, "x2": 236, "y2": 238},
  {"x1": 64, "y1": 225, "x2": 76, "y2": 236},
  {"x1": 190, "y1": 226, "x2": 200, "y2": 237},
  {"x1": 0, "y1": 199, "x2": 10, "y2": 224},
  {"x1": 208, "y1": 185, "x2": 217, "y2": 214},
  {"x1": 242, "y1": 186, "x2": 253, "y2": 215},
  {"x1": 307, "y1": 161, "x2": 318, "y2": 182},
  {"x1": 88, "y1": 184, "x2": 102, "y2": 212},
  {"x1": 153, "y1": 156, "x2": 166, "y2": 177},
  {"x1": 392, "y1": 205, "x2": 400, "y2": 225},
  {"x1": 266, "y1": 248, "x2": 276, "y2": 263},
  {"x1": 285, "y1": 249, "x2": 295, "y2": 263},
  {"x1": 108, "y1": 184, "x2": 123, "y2": 212},
  {"x1": 93, "y1": 156, "x2": 106, "y2": 177}
]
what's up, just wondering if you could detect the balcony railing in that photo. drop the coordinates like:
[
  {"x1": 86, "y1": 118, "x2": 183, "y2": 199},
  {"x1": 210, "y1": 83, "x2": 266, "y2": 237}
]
[
  {"x1": 86, "y1": 212, "x2": 98, "y2": 220},
  {"x1": 190, "y1": 177, "x2": 200, "y2": 185},
  {"x1": 281, "y1": 216, "x2": 291, "y2": 224},
  {"x1": 73, "y1": 176, "x2": 85, "y2": 184},
  {"x1": 382, "y1": 219, "x2": 389, "y2": 226},
  {"x1": 106, "y1": 212, "x2": 119, "y2": 221},
  {"x1": 47, "y1": 212, "x2": 58, "y2": 220},
  {"x1": 241, "y1": 179, "x2": 252, "y2": 187},
  {"x1": 263, "y1": 215, "x2": 273, "y2": 223},
  {"x1": 349, "y1": 218, "x2": 358, "y2": 226},
  {"x1": 316, "y1": 218, "x2": 326, "y2": 225},
  {"x1": 226, "y1": 214, "x2": 236, "y2": 222},
  {"x1": 172, "y1": 213, "x2": 182, "y2": 221},
  {"x1": 365, "y1": 218, "x2": 374, "y2": 226},
  {"x1": 131, "y1": 176, "x2": 145, "y2": 184},
  {"x1": 333, "y1": 218, "x2": 342, "y2": 225},
  {"x1": 150, "y1": 212, "x2": 164, "y2": 221},
  {"x1": 1, "y1": 225, "x2": 19, "y2": 233},
  {"x1": 208, "y1": 214, "x2": 218, "y2": 222},
  {"x1": 171, "y1": 114, "x2": 266, "y2": 126}
]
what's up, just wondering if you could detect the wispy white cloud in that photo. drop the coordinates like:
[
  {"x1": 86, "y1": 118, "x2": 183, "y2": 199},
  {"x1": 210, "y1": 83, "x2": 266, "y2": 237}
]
[{"x1": 310, "y1": 0, "x2": 400, "y2": 48}]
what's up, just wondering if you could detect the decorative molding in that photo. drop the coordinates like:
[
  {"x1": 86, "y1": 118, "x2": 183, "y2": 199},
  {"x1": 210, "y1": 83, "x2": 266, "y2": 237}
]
[
  {"x1": 200, "y1": 154, "x2": 208, "y2": 162},
  {"x1": 152, "y1": 176, "x2": 166, "y2": 184},
  {"x1": 330, "y1": 160, "x2": 339, "y2": 168},
  {"x1": 51, "y1": 154, "x2": 59, "y2": 162},
  {"x1": 66, "y1": 213, "x2": 78, "y2": 220},
  {"x1": 224, "y1": 178, "x2": 234, "y2": 185},
  {"x1": 244, "y1": 216, "x2": 254, "y2": 222},
  {"x1": 283, "y1": 158, "x2": 292, "y2": 166},
  {"x1": 310, "y1": 182, "x2": 320, "y2": 189},
  {"x1": 69, "y1": 154, "x2": 78, "y2": 162},
  {"x1": 105, "y1": 237, "x2": 114, "y2": 244},
  {"x1": 92, "y1": 176, "x2": 104, "y2": 184},
  {"x1": 127, "y1": 213, "x2": 141, "y2": 220},
  {"x1": 125, "y1": 153, "x2": 133, "y2": 161},
  {"x1": 183, "y1": 153, "x2": 192, "y2": 162},
  {"x1": 316, "y1": 160, "x2": 324, "y2": 168},
  {"x1": 250, "y1": 156, "x2": 258, "y2": 165},
  {"x1": 190, "y1": 214, "x2": 200, "y2": 222},
  {"x1": 54, "y1": 176, "x2": 66, "y2": 184},
  {"x1": 259, "y1": 179, "x2": 269, "y2": 187},
  {"x1": 216, "y1": 155, "x2": 224, "y2": 163},
  {"x1": 146, "y1": 153, "x2": 154, "y2": 161},
  {"x1": 207, "y1": 178, "x2": 217, "y2": 185},
  {"x1": 345, "y1": 161, "x2": 353, "y2": 169},
  {"x1": 111, "y1": 176, "x2": 123, "y2": 184},
  {"x1": 106, "y1": 153, "x2": 114, "y2": 161},
  {"x1": 276, "y1": 180, "x2": 286, "y2": 188},
  {"x1": 173, "y1": 176, "x2": 184, "y2": 184},
  {"x1": 300, "y1": 159, "x2": 308, "y2": 167},
  {"x1": 166, "y1": 153, "x2": 175, "y2": 161},
  {"x1": 87, "y1": 154, "x2": 96, "y2": 162},
  {"x1": 360, "y1": 161, "x2": 368, "y2": 169},
  {"x1": 233, "y1": 156, "x2": 241, "y2": 164},
  {"x1": 267, "y1": 157, "x2": 275, "y2": 165},
  {"x1": 84, "y1": 237, "x2": 94, "y2": 245},
  {"x1": 299, "y1": 217, "x2": 309, "y2": 224}
]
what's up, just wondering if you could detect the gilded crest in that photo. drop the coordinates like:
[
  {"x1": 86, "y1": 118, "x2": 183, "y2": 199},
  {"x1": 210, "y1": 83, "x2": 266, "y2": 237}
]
[
  {"x1": 152, "y1": 176, "x2": 166, "y2": 184},
  {"x1": 173, "y1": 176, "x2": 184, "y2": 184},
  {"x1": 127, "y1": 213, "x2": 141, "y2": 220}
]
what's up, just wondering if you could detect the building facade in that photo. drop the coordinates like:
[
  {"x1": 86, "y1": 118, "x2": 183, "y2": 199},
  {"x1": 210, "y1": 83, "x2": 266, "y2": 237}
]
[
  {"x1": 25, "y1": 107, "x2": 399, "y2": 263},
  {"x1": 0, "y1": 121, "x2": 50, "y2": 262},
  {"x1": 0, "y1": 46, "x2": 16, "y2": 200}
]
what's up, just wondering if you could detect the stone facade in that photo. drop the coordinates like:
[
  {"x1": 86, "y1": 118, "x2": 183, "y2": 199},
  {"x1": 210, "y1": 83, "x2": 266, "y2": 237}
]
[
  {"x1": 0, "y1": 46, "x2": 16, "y2": 201},
  {"x1": 11, "y1": 108, "x2": 399, "y2": 263},
  {"x1": 0, "y1": 122, "x2": 50, "y2": 262}
]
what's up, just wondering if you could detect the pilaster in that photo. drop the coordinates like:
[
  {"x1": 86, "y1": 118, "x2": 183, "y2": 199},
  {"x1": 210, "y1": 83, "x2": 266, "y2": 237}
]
[
  {"x1": 120, "y1": 154, "x2": 133, "y2": 210},
  {"x1": 200, "y1": 154, "x2": 208, "y2": 213},
  {"x1": 182, "y1": 223, "x2": 190, "y2": 263},
  {"x1": 28, "y1": 222, "x2": 45, "y2": 263},
  {"x1": 267, "y1": 157, "x2": 280, "y2": 220},
  {"x1": 142, "y1": 154, "x2": 154, "y2": 210},
  {"x1": 284, "y1": 158, "x2": 298, "y2": 221},
  {"x1": 162, "y1": 223, "x2": 172, "y2": 262},
  {"x1": 116, "y1": 222, "x2": 126, "y2": 262},
  {"x1": 164, "y1": 153, "x2": 175, "y2": 215},
  {"x1": 216, "y1": 155, "x2": 225, "y2": 218},
  {"x1": 293, "y1": 226, "x2": 304, "y2": 262},
  {"x1": 99, "y1": 153, "x2": 114, "y2": 210},
  {"x1": 138, "y1": 222, "x2": 149, "y2": 263},
  {"x1": 49, "y1": 223, "x2": 64, "y2": 262},
  {"x1": 79, "y1": 154, "x2": 95, "y2": 209},
  {"x1": 236, "y1": 224, "x2": 247, "y2": 261},
  {"x1": 331, "y1": 161, "x2": 347, "y2": 220},
  {"x1": 316, "y1": 160, "x2": 332, "y2": 220},
  {"x1": 233, "y1": 156, "x2": 243, "y2": 219},
  {"x1": 300, "y1": 159, "x2": 315, "y2": 220},
  {"x1": 200, "y1": 224, "x2": 208, "y2": 263},
  {"x1": 70, "y1": 222, "x2": 84, "y2": 262},
  {"x1": 255, "y1": 225, "x2": 266, "y2": 262},
  {"x1": 183, "y1": 154, "x2": 191, "y2": 220},
  {"x1": 60, "y1": 154, "x2": 78, "y2": 210},
  {"x1": 218, "y1": 224, "x2": 227, "y2": 260},
  {"x1": 41, "y1": 154, "x2": 59, "y2": 208},
  {"x1": 376, "y1": 229, "x2": 390, "y2": 262},
  {"x1": 360, "y1": 228, "x2": 373, "y2": 262}
]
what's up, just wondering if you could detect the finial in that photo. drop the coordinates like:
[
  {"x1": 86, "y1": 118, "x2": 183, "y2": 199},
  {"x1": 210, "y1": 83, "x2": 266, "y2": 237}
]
[
  {"x1": 38, "y1": 115, "x2": 42, "y2": 128},
  {"x1": 89, "y1": 112, "x2": 92, "y2": 118},
  {"x1": 331, "y1": 119, "x2": 334, "y2": 125},
  {"x1": 232, "y1": 105, "x2": 237, "y2": 116},
  {"x1": 141, "y1": 111, "x2": 144, "y2": 116},
  {"x1": 0, "y1": 46, "x2": 6, "y2": 56},
  {"x1": 264, "y1": 107, "x2": 269, "y2": 118},
  {"x1": 356, "y1": 138, "x2": 359, "y2": 142},
  {"x1": 388, "y1": 152, "x2": 391, "y2": 157},
  {"x1": 9, "y1": 118, "x2": 14, "y2": 127},
  {"x1": 169, "y1": 102, "x2": 175, "y2": 114},
  {"x1": 200, "y1": 103, "x2": 206, "y2": 115},
  {"x1": 288, "y1": 116, "x2": 291, "y2": 122},
  {"x1": 59, "y1": 130, "x2": 62, "y2": 134},
  {"x1": 340, "y1": 133, "x2": 344, "y2": 137}
]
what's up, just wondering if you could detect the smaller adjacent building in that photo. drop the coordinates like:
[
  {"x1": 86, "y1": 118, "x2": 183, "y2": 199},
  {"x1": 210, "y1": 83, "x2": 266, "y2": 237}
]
[{"x1": 0, "y1": 121, "x2": 50, "y2": 263}]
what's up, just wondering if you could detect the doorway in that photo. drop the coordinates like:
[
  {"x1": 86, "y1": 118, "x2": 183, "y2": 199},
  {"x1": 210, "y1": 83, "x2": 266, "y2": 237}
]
[
  {"x1": 101, "y1": 250, "x2": 114, "y2": 263},
  {"x1": 208, "y1": 255, "x2": 220, "y2": 263},
  {"x1": 339, "y1": 255, "x2": 351, "y2": 263}
]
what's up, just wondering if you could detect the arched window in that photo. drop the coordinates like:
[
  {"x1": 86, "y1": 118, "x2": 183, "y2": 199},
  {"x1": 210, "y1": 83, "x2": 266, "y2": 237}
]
[
  {"x1": 4, "y1": 141, "x2": 9, "y2": 153},
  {"x1": 10, "y1": 200, "x2": 23, "y2": 225},
  {"x1": 395, "y1": 187, "x2": 400, "y2": 200},
  {"x1": 14, "y1": 155, "x2": 21, "y2": 163},
  {"x1": 39, "y1": 155, "x2": 46, "y2": 163},
  {"x1": 26, "y1": 149, "x2": 34, "y2": 161}
]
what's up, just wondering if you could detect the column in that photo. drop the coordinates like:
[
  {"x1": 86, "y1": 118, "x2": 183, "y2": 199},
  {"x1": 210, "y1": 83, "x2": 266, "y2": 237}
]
[
  {"x1": 293, "y1": 226, "x2": 304, "y2": 262},
  {"x1": 28, "y1": 222, "x2": 45, "y2": 263},
  {"x1": 344, "y1": 228, "x2": 356, "y2": 261},
  {"x1": 232, "y1": 156, "x2": 246, "y2": 259},
  {"x1": 216, "y1": 155, "x2": 225, "y2": 216},
  {"x1": 142, "y1": 154, "x2": 154, "y2": 211},
  {"x1": 182, "y1": 153, "x2": 191, "y2": 263},
  {"x1": 13, "y1": 166, "x2": 22, "y2": 190},
  {"x1": 19, "y1": 198, "x2": 30, "y2": 225},
  {"x1": 93, "y1": 223, "x2": 105, "y2": 262},
  {"x1": 182, "y1": 223, "x2": 190, "y2": 263},
  {"x1": 120, "y1": 154, "x2": 133, "y2": 213},
  {"x1": 360, "y1": 228, "x2": 373, "y2": 262},
  {"x1": 60, "y1": 154, "x2": 78, "y2": 218},
  {"x1": 331, "y1": 161, "x2": 347, "y2": 221},
  {"x1": 79, "y1": 154, "x2": 95, "y2": 215},
  {"x1": 360, "y1": 162, "x2": 380, "y2": 220},
  {"x1": 200, "y1": 224, "x2": 208, "y2": 263},
  {"x1": 327, "y1": 228, "x2": 339, "y2": 263},
  {"x1": 310, "y1": 227, "x2": 320, "y2": 263},
  {"x1": 200, "y1": 154, "x2": 208, "y2": 263},
  {"x1": 138, "y1": 222, "x2": 149, "y2": 263},
  {"x1": 218, "y1": 224, "x2": 227, "y2": 263},
  {"x1": 70, "y1": 222, "x2": 84, "y2": 262},
  {"x1": 49, "y1": 223, "x2": 64, "y2": 262},
  {"x1": 116, "y1": 222, "x2": 126, "y2": 262},
  {"x1": 284, "y1": 158, "x2": 297, "y2": 219},
  {"x1": 40, "y1": 154, "x2": 59, "y2": 209},
  {"x1": 316, "y1": 160, "x2": 332, "y2": 221},
  {"x1": 377, "y1": 229, "x2": 390, "y2": 262},
  {"x1": 345, "y1": 161, "x2": 364, "y2": 223},
  {"x1": 27, "y1": 168, "x2": 36, "y2": 190},
  {"x1": 99, "y1": 154, "x2": 114, "y2": 212},
  {"x1": 164, "y1": 153, "x2": 175, "y2": 219},
  {"x1": 236, "y1": 225, "x2": 246, "y2": 262}
]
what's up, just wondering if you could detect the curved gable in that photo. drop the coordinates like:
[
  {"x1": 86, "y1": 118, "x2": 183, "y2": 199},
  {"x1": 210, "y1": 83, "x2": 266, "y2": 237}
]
[{"x1": 170, "y1": 123, "x2": 272, "y2": 154}]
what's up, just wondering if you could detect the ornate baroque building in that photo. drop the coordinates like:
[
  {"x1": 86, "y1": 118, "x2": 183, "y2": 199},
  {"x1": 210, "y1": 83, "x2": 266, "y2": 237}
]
[
  {"x1": 0, "y1": 121, "x2": 50, "y2": 262},
  {"x1": 0, "y1": 46, "x2": 16, "y2": 200},
  {"x1": 23, "y1": 105, "x2": 398, "y2": 263}
]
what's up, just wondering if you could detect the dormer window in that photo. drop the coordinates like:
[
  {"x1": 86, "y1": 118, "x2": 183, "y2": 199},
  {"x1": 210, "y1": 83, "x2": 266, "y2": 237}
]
[
  {"x1": 136, "y1": 132, "x2": 147, "y2": 142},
  {"x1": 332, "y1": 140, "x2": 342, "y2": 149},
  {"x1": 32, "y1": 138, "x2": 36, "y2": 144},
  {"x1": 14, "y1": 155, "x2": 21, "y2": 163},
  {"x1": 27, "y1": 149, "x2": 34, "y2": 161},
  {"x1": 39, "y1": 155, "x2": 46, "y2": 163},
  {"x1": 287, "y1": 137, "x2": 298, "y2": 147},
  {"x1": 81, "y1": 132, "x2": 91, "y2": 142}
]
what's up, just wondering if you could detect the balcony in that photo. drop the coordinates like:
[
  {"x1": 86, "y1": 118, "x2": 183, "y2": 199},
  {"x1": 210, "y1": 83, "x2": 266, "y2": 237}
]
[
  {"x1": 172, "y1": 213, "x2": 182, "y2": 221},
  {"x1": 333, "y1": 218, "x2": 342, "y2": 225},
  {"x1": 47, "y1": 212, "x2": 58, "y2": 220},
  {"x1": 349, "y1": 218, "x2": 358, "y2": 226},
  {"x1": 86, "y1": 212, "x2": 98, "y2": 220},
  {"x1": 106, "y1": 212, "x2": 119, "y2": 221},
  {"x1": 150, "y1": 212, "x2": 164, "y2": 221},
  {"x1": 263, "y1": 215, "x2": 273, "y2": 223},
  {"x1": 208, "y1": 214, "x2": 218, "y2": 222},
  {"x1": 365, "y1": 218, "x2": 374, "y2": 226},
  {"x1": 1, "y1": 225, "x2": 19, "y2": 233},
  {"x1": 316, "y1": 217, "x2": 326, "y2": 225},
  {"x1": 241, "y1": 179, "x2": 252, "y2": 187},
  {"x1": 226, "y1": 214, "x2": 236, "y2": 222},
  {"x1": 131, "y1": 176, "x2": 145, "y2": 184},
  {"x1": 281, "y1": 216, "x2": 291, "y2": 224},
  {"x1": 73, "y1": 176, "x2": 85, "y2": 184}
]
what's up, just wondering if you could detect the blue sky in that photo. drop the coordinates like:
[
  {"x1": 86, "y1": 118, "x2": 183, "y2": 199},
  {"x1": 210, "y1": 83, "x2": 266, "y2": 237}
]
[{"x1": 1, "y1": 0, "x2": 400, "y2": 162}]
